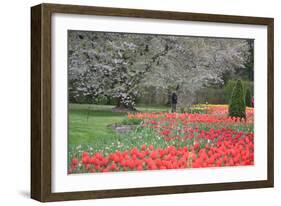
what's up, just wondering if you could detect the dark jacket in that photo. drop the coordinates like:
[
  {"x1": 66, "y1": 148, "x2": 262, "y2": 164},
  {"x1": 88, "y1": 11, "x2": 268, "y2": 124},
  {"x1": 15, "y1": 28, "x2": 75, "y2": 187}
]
[{"x1": 171, "y1": 93, "x2": 177, "y2": 104}]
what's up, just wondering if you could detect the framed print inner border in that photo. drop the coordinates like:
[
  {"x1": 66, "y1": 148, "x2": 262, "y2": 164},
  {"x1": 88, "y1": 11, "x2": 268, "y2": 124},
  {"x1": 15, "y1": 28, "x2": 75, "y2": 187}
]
[{"x1": 31, "y1": 3, "x2": 274, "y2": 202}]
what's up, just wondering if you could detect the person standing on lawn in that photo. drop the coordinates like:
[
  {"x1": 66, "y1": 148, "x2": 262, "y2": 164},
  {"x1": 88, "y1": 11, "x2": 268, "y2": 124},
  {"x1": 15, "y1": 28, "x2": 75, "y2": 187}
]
[{"x1": 171, "y1": 92, "x2": 178, "y2": 113}]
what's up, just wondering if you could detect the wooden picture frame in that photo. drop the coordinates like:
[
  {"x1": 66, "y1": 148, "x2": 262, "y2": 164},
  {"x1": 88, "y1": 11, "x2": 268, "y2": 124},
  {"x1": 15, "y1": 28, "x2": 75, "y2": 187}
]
[{"x1": 31, "y1": 3, "x2": 274, "y2": 202}]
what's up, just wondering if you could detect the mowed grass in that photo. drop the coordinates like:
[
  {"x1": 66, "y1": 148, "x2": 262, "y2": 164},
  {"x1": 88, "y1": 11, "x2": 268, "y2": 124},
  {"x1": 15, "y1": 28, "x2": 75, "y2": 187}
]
[{"x1": 68, "y1": 104, "x2": 169, "y2": 146}]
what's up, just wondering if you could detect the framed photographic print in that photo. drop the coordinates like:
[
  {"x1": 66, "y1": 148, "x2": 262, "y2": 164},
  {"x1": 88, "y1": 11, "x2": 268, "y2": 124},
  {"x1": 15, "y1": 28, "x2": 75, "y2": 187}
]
[{"x1": 31, "y1": 3, "x2": 274, "y2": 202}]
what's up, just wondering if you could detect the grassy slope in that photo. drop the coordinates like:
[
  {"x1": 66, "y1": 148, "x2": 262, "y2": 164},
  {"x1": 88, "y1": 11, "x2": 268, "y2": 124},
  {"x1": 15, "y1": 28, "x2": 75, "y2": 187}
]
[{"x1": 68, "y1": 104, "x2": 169, "y2": 146}]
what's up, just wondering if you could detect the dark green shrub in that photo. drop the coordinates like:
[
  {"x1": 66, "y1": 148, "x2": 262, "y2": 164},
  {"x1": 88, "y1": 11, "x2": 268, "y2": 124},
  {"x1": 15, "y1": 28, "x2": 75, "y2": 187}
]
[
  {"x1": 228, "y1": 80, "x2": 246, "y2": 119},
  {"x1": 194, "y1": 88, "x2": 226, "y2": 104},
  {"x1": 121, "y1": 118, "x2": 143, "y2": 125},
  {"x1": 245, "y1": 88, "x2": 252, "y2": 107},
  {"x1": 224, "y1": 80, "x2": 253, "y2": 103}
]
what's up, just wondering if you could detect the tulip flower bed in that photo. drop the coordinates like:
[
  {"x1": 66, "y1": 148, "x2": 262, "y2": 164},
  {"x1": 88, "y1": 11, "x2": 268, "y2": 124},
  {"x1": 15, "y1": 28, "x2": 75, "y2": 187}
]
[{"x1": 68, "y1": 105, "x2": 254, "y2": 174}]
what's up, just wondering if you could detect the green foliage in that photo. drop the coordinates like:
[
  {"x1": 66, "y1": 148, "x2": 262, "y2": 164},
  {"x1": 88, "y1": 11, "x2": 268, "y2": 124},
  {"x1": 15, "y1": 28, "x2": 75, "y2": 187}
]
[
  {"x1": 245, "y1": 89, "x2": 252, "y2": 107},
  {"x1": 228, "y1": 80, "x2": 246, "y2": 118},
  {"x1": 224, "y1": 80, "x2": 253, "y2": 102},
  {"x1": 180, "y1": 107, "x2": 185, "y2": 113},
  {"x1": 121, "y1": 117, "x2": 143, "y2": 125},
  {"x1": 195, "y1": 87, "x2": 226, "y2": 104},
  {"x1": 191, "y1": 78, "x2": 254, "y2": 105}
]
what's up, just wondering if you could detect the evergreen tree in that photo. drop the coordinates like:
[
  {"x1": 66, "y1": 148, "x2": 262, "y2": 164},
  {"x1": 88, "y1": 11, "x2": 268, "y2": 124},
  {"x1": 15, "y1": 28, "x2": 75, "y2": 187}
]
[
  {"x1": 245, "y1": 88, "x2": 252, "y2": 107},
  {"x1": 229, "y1": 80, "x2": 246, "y2": 119}
]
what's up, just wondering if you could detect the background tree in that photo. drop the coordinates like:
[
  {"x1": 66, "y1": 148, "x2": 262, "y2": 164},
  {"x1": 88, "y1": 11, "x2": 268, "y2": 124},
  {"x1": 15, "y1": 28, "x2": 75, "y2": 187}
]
[
  {"x1": 223, "y1": 80, "x2": 253, "y2": 103},
  {"x1": 245, "y1": 88, "x2": 252, "y2": 107},
  {"x1": 228, "y1": 80, "x2": 246, "y2": 119},
  {"x1": 68, "y1": 31, "x2": 252, "y2": 110},
  {"x1": 69, "y1": 31, "x2": 171, "y2": 110},
  {"x1": 145, "y1": 37, "x2": 251, "y2": 107}
]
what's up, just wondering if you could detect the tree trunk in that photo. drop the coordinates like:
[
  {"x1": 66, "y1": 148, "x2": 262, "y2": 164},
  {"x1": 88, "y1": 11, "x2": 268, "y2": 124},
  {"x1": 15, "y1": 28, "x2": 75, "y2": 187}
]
[{"x1": 112, "y1": 98, "x2": 136, "y2": 112}]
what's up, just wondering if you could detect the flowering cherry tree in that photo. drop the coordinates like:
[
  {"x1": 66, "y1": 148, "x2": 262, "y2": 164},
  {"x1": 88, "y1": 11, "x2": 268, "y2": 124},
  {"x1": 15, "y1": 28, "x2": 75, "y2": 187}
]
[
  {"x1": 69, "y1": 31, "x2": 171, "y2": 110},
  {"x1": 144, "y1": 38, "x2": 251, "y2": 107},
  {"x1": 68, "y1": 31, "x2": 251, "y2": 110}
]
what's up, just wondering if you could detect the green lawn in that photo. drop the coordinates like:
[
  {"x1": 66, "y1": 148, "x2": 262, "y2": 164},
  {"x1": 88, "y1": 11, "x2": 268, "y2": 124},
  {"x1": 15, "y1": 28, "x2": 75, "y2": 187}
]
[{"x1": 68, "y1": 104, "x2": 169, "y2": 146}]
